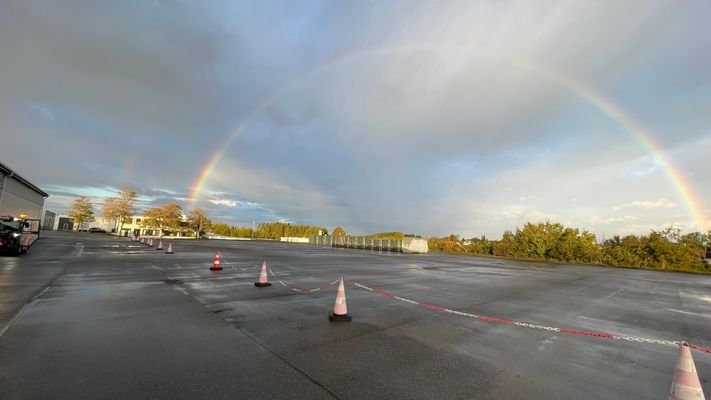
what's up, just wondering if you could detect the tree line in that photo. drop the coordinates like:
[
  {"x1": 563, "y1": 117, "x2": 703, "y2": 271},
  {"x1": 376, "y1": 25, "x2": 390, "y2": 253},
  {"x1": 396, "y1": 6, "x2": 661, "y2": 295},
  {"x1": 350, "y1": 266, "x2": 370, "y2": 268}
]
[
  {"x1": 428, "y1": 221, "x2": 710, "y2": 273},
  {"x1": 69, "y1": 192, "x2": 212, "y2": 237},
  {"x1": 69, "y1": 192, "x2": 328, "y2": 240},
  {"x1": 69, "y1": 194, "x2": 709, "y2": 272},
  {"x1": 211, "y1": 221, "x2": 327, "y2": 240}
]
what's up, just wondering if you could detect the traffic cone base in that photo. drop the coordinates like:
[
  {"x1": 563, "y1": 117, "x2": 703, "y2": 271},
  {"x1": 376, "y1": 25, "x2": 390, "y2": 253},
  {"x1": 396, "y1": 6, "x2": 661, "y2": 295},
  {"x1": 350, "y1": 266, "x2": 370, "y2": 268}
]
[
  {"x1": 254, "y1": 261, "x2": 271, "y2": 287},
  {"x1": 329, "y1": 312, "x2": 352, "y2": 321},
  {"x1": 329, "y1": 278, "x2": 350, "y2": 322}
]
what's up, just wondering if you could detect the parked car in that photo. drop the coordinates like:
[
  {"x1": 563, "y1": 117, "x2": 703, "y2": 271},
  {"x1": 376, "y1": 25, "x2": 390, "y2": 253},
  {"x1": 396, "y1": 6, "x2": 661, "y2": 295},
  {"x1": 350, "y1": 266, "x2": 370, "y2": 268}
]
[{"x1": 88, "y1": 227, "x2": 106, "y2": 233}]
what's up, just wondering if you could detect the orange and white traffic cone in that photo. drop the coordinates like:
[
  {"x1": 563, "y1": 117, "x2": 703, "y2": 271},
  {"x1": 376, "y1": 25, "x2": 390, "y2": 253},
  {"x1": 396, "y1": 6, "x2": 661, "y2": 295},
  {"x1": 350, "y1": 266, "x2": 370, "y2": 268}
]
[
  {"x1": 254, "y1": 261, "x2": 272, "y2": 287},
  {"x1": 669, "y1": 342, "x2": 705, "y2": 400},
  {"x1": 329, "y1": 278, "x2": 351, "y2": 321},
  {"x1": 139, "y1": 237, "x2": 144, "y2": 244},
  {"x1": 156, "y1": 240, "x2": 163, "y2": 250},
  {"x1": 210, "y1": 252, "x2": 223, "y2": 271},
  {"x1": 148, "y1": 238, "x2": 154, "y2": 247},
  {"x1": 165, "y1": 243, "x2": 173, "y2": 254}
]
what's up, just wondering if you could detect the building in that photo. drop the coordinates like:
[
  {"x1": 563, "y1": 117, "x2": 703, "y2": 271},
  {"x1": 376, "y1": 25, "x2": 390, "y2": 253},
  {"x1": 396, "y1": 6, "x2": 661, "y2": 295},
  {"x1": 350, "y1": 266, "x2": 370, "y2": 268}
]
[
  {"x1": 43, "y1": 210, "x2": 56, "y2": 230},
  {"x1": 0, "y1": 161, "x2": 49, "y2": 220},
  {"x1": 56, "y1": 216, "x2": 74, "y2": 231},
  {"x1": 117, "y1": 215, "x2": 195, "y2": 238}
]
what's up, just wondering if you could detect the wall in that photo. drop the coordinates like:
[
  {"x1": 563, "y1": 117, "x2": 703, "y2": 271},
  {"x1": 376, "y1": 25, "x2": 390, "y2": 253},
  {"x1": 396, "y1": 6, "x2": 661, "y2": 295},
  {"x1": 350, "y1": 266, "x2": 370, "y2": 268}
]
[
  {"x1": 43, "y1": 210, "x2": 56, "y2": 230},
  {"x1": 0, "y1": 175, "x2": 45, "y2": 219},
  {"x1": 57, "y1": 217, "x2": 74, "y2": 231}
]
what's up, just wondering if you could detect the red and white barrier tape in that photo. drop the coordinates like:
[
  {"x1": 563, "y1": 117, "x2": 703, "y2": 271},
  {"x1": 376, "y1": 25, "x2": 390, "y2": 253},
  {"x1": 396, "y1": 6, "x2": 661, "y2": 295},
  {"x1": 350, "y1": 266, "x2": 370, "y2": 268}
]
[
  {"x1": 347, "y1": 279, "x2": 711, "y2": 355},
  {"x1": 267, "y1": 267, "x2": 340, "y2": 293}
]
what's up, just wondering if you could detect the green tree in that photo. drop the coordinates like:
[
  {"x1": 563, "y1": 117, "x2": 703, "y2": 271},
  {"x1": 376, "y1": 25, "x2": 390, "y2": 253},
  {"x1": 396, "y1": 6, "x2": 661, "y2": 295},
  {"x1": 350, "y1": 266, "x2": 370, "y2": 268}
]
[
  {"x1": 492, "y1": 230, "x2": 514, "y2": 257},
  {"x1": 188, "y1": 208, "x2": 212, "y2": 238},
  {"x1": 69, "y1": 196, "x2": 95, "y2": 230},
  {"x1": 369, "y1": 231, "x2": 404, "y2": 240},
  {"x1": 332, "y1": 226, "x2": 347, "y2": 237}
]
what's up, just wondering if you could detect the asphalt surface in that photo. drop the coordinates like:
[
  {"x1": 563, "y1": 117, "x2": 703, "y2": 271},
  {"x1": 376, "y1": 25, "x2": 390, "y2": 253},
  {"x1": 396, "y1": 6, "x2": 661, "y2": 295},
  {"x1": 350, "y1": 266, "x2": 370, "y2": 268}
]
[{"x1": 1, "y1": 231, "x2": 709, "y2": 399}]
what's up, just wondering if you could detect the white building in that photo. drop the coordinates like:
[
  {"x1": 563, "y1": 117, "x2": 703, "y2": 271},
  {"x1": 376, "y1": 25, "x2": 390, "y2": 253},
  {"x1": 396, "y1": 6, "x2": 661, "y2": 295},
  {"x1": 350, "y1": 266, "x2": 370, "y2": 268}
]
[{"x1": 117, "y1": 215, "x2": 195, "y2": 238}]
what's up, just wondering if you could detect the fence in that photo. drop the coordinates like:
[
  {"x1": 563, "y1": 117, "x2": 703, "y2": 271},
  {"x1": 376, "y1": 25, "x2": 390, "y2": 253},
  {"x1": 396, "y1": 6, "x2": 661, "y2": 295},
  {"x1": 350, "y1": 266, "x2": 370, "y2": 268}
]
[{"x1": 309, "y1": 235, "x2": 428, "y2": 254}]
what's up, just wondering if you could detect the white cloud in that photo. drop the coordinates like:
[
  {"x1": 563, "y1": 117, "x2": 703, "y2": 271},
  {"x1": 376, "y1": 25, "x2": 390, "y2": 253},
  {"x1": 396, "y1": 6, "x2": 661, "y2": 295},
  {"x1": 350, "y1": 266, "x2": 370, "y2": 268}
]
[
  {"x1": 590, "y1": 216, "x2": 638, "y2": 225},
  {"x1": 613, "y1": 198, "x2": 677, "y2": 211},
  {"x1": 209, "y1": 199, "x2": 238, "y2": 207}
]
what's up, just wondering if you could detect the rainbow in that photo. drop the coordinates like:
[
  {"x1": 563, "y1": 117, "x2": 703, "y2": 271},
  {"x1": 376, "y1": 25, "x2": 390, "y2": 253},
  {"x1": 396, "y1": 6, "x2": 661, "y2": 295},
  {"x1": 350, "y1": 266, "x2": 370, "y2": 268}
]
[
  {"x1": 519, "y1": 61, "x2": 707, "y2": 231},
  {"x1": 188, "y1": 45, "x2": 707, "y2": 231}
]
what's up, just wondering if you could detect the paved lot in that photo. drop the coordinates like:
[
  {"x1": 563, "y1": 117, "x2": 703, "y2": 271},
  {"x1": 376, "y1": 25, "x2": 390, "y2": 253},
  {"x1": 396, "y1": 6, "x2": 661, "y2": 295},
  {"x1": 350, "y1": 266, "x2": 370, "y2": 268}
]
[{"x1": 1, "y1": 231, "x2": 709, "y2": 399}]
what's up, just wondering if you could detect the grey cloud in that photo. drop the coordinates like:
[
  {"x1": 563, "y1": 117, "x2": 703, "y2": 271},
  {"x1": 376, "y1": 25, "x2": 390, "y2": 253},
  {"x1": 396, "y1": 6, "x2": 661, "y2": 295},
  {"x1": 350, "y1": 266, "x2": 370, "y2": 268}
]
[{"x1": 2, "y1": 1, "x2": 709, "y2": 237}]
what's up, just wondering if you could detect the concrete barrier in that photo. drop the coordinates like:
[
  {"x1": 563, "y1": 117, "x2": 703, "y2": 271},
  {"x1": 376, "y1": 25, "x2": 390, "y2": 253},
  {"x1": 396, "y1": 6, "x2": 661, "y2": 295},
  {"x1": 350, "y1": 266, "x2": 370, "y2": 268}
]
[{"x1": 402, "y1": 237, "x2": 428, "y2": 254}]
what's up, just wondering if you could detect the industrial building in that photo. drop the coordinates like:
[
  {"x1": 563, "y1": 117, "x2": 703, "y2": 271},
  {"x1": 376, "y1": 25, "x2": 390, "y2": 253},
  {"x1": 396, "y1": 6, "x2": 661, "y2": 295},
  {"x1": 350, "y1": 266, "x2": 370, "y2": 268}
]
[{"x1": 0, "y1": 161, "x2": 48, "y2": 220}]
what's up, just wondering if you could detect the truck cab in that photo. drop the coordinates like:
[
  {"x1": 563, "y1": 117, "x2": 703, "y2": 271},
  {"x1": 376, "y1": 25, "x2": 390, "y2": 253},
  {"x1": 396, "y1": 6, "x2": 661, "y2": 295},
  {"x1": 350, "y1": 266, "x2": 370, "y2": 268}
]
[{"x1": 0, "y1": 216, "x2": 32, "y2": 256}]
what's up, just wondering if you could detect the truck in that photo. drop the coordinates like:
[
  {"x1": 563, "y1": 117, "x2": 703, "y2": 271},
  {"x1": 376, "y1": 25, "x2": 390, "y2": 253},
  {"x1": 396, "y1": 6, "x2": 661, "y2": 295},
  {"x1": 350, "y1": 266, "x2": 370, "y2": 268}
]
[{"x1": 0, "y1": 216, "x2": 40, "y2": 256}]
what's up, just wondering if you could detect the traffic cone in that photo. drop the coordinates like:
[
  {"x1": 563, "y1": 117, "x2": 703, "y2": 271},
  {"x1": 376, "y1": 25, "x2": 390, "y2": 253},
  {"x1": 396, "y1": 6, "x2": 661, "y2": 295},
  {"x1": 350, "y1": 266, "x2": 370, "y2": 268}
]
[
  {"x1": 148, "y1": 238, "x2": 154, "y2": 247},
  {"x1": 669, "y1": 342, "x2": 705, "y2": 400},
  {"x1": 329, "y1": 278, "x2": 351, "y2": 321},
  {"x1": 140, "y1": 237, "x2": 144, "y2": 244},
  {"x1": 210, "y1": 252, "x2": 223, "y2": 271},
  {"x1": 254, "y1": 261, "x2": 272, "y2": 287},
  {"x1": 165, "y1": 243, "x2": 173, "y2": 254},
  {"x1": 156, "y1": 240, "x2": 163, "y2": 250}
]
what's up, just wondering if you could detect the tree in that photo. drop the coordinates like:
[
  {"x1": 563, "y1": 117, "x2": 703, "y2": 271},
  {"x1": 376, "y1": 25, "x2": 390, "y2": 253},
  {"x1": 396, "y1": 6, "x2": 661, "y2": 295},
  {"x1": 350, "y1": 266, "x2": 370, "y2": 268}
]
[
  {"x1": 101, "y1": 197, "x2": 117, "y2": 222},
  {"x1": 102, "y1": 191, "x2": 138, "y2": 233},
  {"x1": 69, "y1": 197, "x2": 95, "y2": 230},
  {"x1": 332, "y1": 226, "x2": 346, "y2": 237},
  {"x1": 142, "y1": 203, "x2": 183, "y2": 237},
  {"x1": 212, "y1": 223, "x2": 231, "y2": 236},
  {"x1": 188, "y1": 208, "x2": 212, "y2": 238},
  {"x1": 492, "y1": 230, "x2": 514, "y2": 257}
]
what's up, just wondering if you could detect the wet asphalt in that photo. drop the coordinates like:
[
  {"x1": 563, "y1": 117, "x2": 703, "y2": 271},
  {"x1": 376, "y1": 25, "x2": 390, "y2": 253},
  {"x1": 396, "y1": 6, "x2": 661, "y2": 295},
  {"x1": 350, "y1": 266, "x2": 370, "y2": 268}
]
[{"x1": 0, "y1": 231, "x2": 709, "y2": 399}]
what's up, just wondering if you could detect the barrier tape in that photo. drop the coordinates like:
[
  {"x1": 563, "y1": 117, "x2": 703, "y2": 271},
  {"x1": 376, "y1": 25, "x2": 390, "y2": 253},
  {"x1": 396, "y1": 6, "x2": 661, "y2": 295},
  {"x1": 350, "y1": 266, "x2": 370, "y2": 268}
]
[
  {"x1": 267, "y1": 267, "x2": 340, "y2": 293},
  {"x1": 347, "y1": 279, "x2": 711, "y2": 355},
  {"x1": 247, "y1": 267, "x2": 711, "y2": 354}
]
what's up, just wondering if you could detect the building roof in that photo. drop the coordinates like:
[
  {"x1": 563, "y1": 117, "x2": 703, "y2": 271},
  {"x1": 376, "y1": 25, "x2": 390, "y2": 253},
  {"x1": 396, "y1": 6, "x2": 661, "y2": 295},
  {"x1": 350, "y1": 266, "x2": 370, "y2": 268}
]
[{"x1": 0, "y1": 161, "x2": 50, "y2": 198}]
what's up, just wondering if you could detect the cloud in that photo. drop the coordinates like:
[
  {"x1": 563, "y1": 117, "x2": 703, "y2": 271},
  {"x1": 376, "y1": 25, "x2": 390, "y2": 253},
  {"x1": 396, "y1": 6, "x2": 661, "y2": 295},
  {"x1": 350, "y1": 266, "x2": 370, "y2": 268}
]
[
  {"x1": 209, "y1": 199, "x2": 238, "y2": 207},
  {"x1": 590, "y1": 216, "x2": 638, "y2": 225},
  {"x1": 613, "y1": 199, "x2": 678, "y2": 211},
  {"x1": 2, "y1": 1, "x2": 709, "y2": 237}
]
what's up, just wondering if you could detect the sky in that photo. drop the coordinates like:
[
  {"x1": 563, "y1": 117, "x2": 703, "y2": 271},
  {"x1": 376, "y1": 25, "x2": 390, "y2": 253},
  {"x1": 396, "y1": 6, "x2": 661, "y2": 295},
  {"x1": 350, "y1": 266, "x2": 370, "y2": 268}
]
[{"x1": 1, "y1": 0, "x2": 709, "y2": 239}]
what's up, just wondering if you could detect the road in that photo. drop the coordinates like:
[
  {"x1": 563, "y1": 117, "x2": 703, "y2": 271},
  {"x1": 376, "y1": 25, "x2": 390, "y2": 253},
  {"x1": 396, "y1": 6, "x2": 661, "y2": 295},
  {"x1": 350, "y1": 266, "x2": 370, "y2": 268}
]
[{"x1": 1, "y1": 231, "x2": 709, "y2": 399}]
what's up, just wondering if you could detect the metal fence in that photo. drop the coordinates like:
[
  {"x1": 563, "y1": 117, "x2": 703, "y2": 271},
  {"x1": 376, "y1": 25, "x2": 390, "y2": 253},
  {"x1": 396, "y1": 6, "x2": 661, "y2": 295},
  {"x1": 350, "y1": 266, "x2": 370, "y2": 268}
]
[{"x1": 309, "y1": 235, "x2": 431, "y2": 253}]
